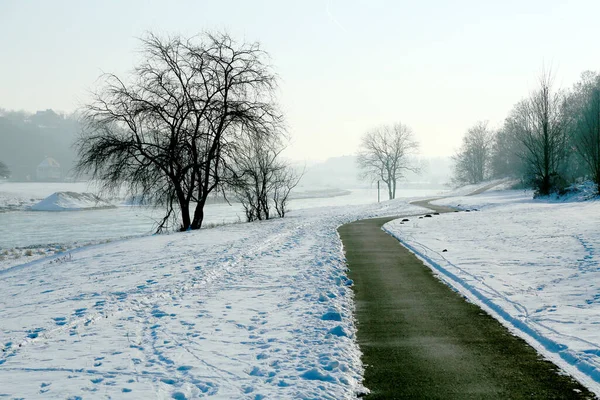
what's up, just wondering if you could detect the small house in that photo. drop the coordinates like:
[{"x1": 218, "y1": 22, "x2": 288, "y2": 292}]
[{"x1": 36, "y1": 157, "x2": 61, "y2": 181}]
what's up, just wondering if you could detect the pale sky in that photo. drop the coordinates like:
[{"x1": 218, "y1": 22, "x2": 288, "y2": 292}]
[{"x1": 2, "y1": 0, "x2": 600, "y2": 161}]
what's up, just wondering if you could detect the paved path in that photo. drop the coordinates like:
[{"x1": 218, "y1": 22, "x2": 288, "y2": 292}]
[{"x1": 338, "y1": 197, "x2": 596, "y2": 399}]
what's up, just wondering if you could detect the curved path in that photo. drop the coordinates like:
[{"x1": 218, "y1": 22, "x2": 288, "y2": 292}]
[{"x1": 338, "y1": 194, "x2": 596, "y2": 399}]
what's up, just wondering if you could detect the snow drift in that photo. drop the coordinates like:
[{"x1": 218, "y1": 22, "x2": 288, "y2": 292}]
[{"x1": 31, "y1": 192, "x2": 115, "y2": 211}]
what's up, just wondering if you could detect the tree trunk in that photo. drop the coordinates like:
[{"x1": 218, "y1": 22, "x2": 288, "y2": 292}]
[
  {"x1": 179, "y1": 202, "x2": 191, "y2": 231},
  {"x1": 175, "y1": 185, "x2": 191, "y2": 231},
  {"x1": 540, "y1": 174, "x2": 551, "y2": 196},
  {"x1": 190, "y1": 197, "x2": 206, "y2": 230}
]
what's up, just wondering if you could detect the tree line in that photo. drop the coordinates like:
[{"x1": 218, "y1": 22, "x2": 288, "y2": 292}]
[
  {"x1": 76, "y1": 32, "x2": 299, "y2": 231},
  {"x1": 0, "y1": 109, "x2": 80, "y2": 180},
  {"x1": 452, "y1": 69, "x2": 600, "y2": 196}
]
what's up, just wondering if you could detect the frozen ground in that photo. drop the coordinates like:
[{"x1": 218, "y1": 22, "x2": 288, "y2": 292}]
[
  {"x1": 386, "y1": 188, "x2": 600, "y2": 395},
  {"x1": 0, "y1": 198, "x2": 425, "y2": 399},
  {"x1": 0, "y1": 182, "x2": 443, "y2": 250}
]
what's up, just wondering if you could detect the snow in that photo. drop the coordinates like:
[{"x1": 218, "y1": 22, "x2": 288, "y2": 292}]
[
  {"x1": 441, "y1": 178, "x2": 509, "y2": 197},
  {"x1": 385, "y1": 189, "x2": 600, "y2": 395},
  {"x1": 0, "y1": 198, "x2": 425, "y2": 399},
  {"x1": 0, "y1": 183, "x2": 442, "y2": 250},
  {"x1": 0, "y1": 182, "x2": 94, "y2": 211},
  {"x1": 4, "y1": 180, "x2": 600, "y2": 396},
  {"x1": 31, "y1": 192, "x2": 115, "y2": 211}
]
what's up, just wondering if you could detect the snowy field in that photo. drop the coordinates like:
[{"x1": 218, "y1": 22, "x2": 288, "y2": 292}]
[
  {"x1": 0, "y1": 182, "x2": 442, "y2": 250},
  {"x1": 385, "y1": 188, "x2": 600, "y2": 395},
  {"x1": 0, "y1": 197, "x2": 426, "y2": 399}
]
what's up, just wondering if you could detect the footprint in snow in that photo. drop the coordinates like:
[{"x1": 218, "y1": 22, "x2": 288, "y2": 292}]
[
  {"x1": 27, "y1": 327, "x2": 45, "y2": 339},
  {"x1": 73, "y1": 308, "x2": 87, "y2": 317},
  {"x1": 321, "y1": 312, "x2": 342, "y2": 321}
]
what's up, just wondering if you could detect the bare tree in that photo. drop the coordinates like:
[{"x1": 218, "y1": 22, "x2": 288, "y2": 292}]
[
  {"x1": 570, "y1": 71, "x2": 600, "y2": 194},
  {"x1": 452, "y1": 121, "x2": 494, "y2": 185},
  {"x1": 229, "y1": 132, "x2": 301, "y2": 221},
  {"x1": 230, "y1": 133, "x2": 280, "y2": 221},
  {"x1": 511, "y1": 72, "x2": 570, "y2": 195},
  {"x1": 490, "y1": 119, "x2": 528, "y2": 179},
  {"x1": 357, "y1": 123, "x2": 419, "y2": 200},
  {"x1": 76, "y1": 32, "x2": 281, "y2": 231},
  {"x1": 271, "y1": 164, "x2": 302, "y2": 218},
  {"x1": 0, "y1": 160, "x2": 9, "y2": 178}
]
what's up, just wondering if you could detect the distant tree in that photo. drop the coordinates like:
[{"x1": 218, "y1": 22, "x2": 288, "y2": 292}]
[
  {"x1": 451, "y1": 121, "x2": 493, "y2": 185},
  {"x1": 0, "y1": 160, "x2": 10, "y2": 178},
  {"x1": 569, "y1": 71, "x2": 600, "y2": 194},
  {"x1": 490, "y1": 121, "x2": 527, "y2": 179},
  {"x1": 229, "y1": 132, "x2": 301, "y2": 221},
  {"x1": 76, "y1": 32, "x2": 281, "y2": 231},
  {"x1": 357, "y1": 123, "x2": 420, "y2": 200},
  {"x1": 510, "y1": 72, "x2": 571, "y2": 195}
]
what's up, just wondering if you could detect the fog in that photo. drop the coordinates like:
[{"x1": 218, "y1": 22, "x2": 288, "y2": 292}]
[{"x1": 2, "y1": 1, "x2": 600, "y2": 163}]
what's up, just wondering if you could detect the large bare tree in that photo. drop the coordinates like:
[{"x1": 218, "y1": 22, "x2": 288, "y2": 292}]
[
  {"x1": 510, "y1": 72, "x2": 570, "y2": 195},
  {"x1": 570, "y1": 71, "x2": 600, "y2": 194},
  {"x1": 357, "y1": 123, "x2": 419, "y2": 200},
  {"x1": 452, "y1": 121, "x2": 494, "y2": 185},
  {"x1": 76, "y1": 32, "x2": 281, "y2": 231}
]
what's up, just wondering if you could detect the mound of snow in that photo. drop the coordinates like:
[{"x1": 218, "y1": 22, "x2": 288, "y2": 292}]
[{"x1": 31, "y1": 192, "x2": 115, "y2": 211}]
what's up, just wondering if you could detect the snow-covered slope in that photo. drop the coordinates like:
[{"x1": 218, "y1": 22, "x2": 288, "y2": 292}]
[
  {"x1": 0, "y1": 182, "x2": 95, "y2": 211},
  {"x1": 31, "y1": 191, "x2": 115, "y2": 211},
  {"x1": 0, "y1": 199, "x2": 424, "y2": 399},
  {"x1": 386, "y1": 190, "x2": 600, "y2": 395}
]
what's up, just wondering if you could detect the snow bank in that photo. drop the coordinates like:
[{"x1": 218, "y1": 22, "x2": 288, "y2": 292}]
[
  {"x1": 540, "y1": 181, "x2": 600, "y2": 203},
  {"x1": 0, "y1": 197, "x2": 423, "y2": 398},
  {"x1": 31, "y1": 191, "x2": 115, "y2": 211},
  {"x1": 388, "y1": 190, "x2": 600, "y2": 395},
  {"x1": 0, "y1": 182, "x2": 94, "y2": 211},
  {"x1": 442, "y1": 178, "x2": 509, "y2": 197},
  {"x1": 432, "y1": 189, "x2": 535, "y2": 211}
]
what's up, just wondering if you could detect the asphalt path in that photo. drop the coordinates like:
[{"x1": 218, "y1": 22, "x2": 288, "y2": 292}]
[{"x1": 338, "y1": 195, "x2": 596, "y2": 399}]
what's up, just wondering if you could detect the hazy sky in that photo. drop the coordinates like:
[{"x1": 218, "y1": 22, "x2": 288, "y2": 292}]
[{"x1": 2, "y1": 0, "x2": 600, "y2": 161}]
